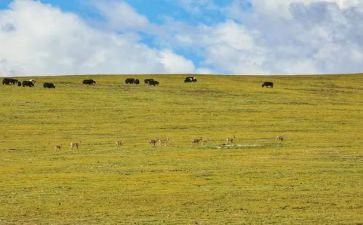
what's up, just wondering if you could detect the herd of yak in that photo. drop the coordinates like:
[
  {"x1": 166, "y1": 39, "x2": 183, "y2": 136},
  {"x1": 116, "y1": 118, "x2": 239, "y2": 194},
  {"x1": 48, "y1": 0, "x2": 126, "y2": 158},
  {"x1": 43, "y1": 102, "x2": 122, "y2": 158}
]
[
  {"x1": 2, "y1": 78, "x2": 56, "y2": 88},
  {"x1": 2, "y1": 76, "x2": 274, "y2": 88}
]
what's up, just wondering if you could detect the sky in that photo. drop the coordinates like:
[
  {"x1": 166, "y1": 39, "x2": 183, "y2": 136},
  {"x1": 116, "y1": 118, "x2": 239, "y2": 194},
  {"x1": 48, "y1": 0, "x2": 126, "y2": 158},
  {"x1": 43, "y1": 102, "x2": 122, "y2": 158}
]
[{"x1": 0, "y1": 0, "x2": 363, "y2": 76}]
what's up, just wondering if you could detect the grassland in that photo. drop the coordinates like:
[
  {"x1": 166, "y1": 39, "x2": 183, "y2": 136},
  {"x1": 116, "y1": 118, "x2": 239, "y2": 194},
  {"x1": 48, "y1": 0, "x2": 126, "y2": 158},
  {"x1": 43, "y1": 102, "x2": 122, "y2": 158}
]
[{"x1": 0, "y1": 74, "x2": 362, "y2": 225}]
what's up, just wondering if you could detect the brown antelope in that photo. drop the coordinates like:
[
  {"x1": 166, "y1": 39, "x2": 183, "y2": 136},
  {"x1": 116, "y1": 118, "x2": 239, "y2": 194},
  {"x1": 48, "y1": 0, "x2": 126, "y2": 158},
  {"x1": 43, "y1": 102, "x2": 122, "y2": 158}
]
[
  {"x1": 192, "y1": 137, "x2": 204, "y2": 145},
  {"x1": 149, "y1": 139, "x2": 160, "y2": 147},
  {"x1": 160, "y1": 138, "x2": 169, "y2": 146},
  {"x1": 275, "y1": 136, "x2": 285, "y2": 142},
  {"x1": 70, "y1": 142, "x2": 80, "y2": 149},
  {"x1": 226, "y1": 136, "x2": 236, "y2": 144},
  {"x1": 55, "y1": 145, "x2": 62, "y2": 150},
  {"x1": 115, "y1": 140, "x2": 123, "y2": 147}
]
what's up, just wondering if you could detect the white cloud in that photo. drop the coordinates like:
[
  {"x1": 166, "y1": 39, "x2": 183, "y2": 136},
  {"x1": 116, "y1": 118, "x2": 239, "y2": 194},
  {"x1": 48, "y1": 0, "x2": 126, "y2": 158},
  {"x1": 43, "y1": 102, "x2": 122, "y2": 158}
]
[
  {"x1": 198, "y1": 21, "x2": 268, "y2": 74},
  {"x1": 159, "y1": 49, "x2": 195, "y2": 73},
  {"x1": 0, "y1": 0, "x2": 196, "y2": 76},
  {"x1": 244, "y1": 0, "x2": 363, "y2": 74},
  {"x1": 91, "y1": 0, "x2": 149, "y2": 31},
  {"x1": 164, "y1": 0, "x2": 363, "y2": 74},
  {"x1": 1, "y1": 0, "x2": 363, "y2": 76},
  {"x1": 249, "y1": 0, "x2": 363, "y2": 18}
]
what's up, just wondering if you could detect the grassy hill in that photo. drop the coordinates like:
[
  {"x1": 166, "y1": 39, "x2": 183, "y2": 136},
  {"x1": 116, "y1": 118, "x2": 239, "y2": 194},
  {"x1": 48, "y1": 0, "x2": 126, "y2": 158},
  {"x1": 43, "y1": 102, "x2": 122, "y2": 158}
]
[{"x1": 0, "y1": 74, "x2": 362, "y2": 224}]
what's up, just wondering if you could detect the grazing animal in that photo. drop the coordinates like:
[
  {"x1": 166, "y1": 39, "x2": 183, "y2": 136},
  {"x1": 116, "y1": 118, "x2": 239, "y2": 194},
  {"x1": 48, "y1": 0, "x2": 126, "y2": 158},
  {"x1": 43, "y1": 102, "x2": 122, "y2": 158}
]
[
  {"x1": 125, "y1": 78, "x2": 135, "y2": 84},
  {"x1": 22, "y1": 80, "x2": 34, "y2": 87},
  {"x1": 226, "y1": 136, "x2": 236, "y2": 144},
  {"x1": 160, "y1": 138, "x2": 169, "y2": 146},
  {"x1": 43, "y1": 82, "x2": 55, "y2": 89},
  {"x1": 29, "y1": 79, "x2": 36, "y2": 84},
  {"x1": 275, "y1": 136, "x2": 285, "y2": 142},
  {"x1": 116, "y1": 140, "x2": 123, "y2": 147},
  {"x1": 262, "y1": 81, "x2": 274, "y2": 88},
  {"x1": 192, "y1": 137, "x2": 204, "y2": 145},
  {"x1": 125, "y1": 78, "x2": 140, "y2": 84},
  {"x1": 17, "y1": 82, "x2": 21, "y2": 87},
  {"x1": 70, "y1": 142, "x2": 80, "y2": 149},
  {"x1": 149, "y1": 139, "x2": 160, "y2": 147},
  {"x1": 148, "y1": 80, "x2": 159, "y2": 86},
  {"x1": 184, "y1": 76, "x2": 197, "y2": 83},
  {"x1": 55, "y1": 145, "x2": 62, "y2": 150},
  {"x1": 83, "y1": 79, "x2": 96, "y2": 85},
  {"x1": 144, "y1": 79, "x2": 154, "y2": 84},
  {"x1": 2, "y1": 78, "x2": 18, "y2": 85}
]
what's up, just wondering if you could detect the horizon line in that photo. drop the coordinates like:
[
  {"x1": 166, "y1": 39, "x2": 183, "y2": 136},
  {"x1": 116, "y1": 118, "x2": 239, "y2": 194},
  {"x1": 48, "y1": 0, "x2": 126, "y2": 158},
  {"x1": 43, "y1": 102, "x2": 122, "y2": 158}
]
[{"x1": 1, "y1": 73, "x2": 363, "y2": 78}]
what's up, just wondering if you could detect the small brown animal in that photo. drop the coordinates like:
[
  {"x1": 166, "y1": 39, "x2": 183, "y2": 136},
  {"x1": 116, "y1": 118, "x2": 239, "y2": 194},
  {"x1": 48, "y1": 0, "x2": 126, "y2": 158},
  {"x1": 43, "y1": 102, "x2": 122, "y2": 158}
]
[
  {"x1": 192, "y1": 137, "x2": 203, "y2": 145},
  {"x1": 115, "y1": 140, "x2": 123, "y2": 147},
  {"x1": 160, "y1": 138, "x2": 169, "y2": 146},
  {"x1": 149, "y1": 139, "x2": 160, "y2": 147},
  {"x1": 55, "y1": 145, "x2": 62, "y2": 150},
  {"x1": 275, "y1": 136, "x2": 285, "y2": 142},
  {"x1": 226, "y1": 136, "x2": 236, "y2": 144},
  {"x1": 70, "y1": 142, "x2": 80, "y2": 149}
]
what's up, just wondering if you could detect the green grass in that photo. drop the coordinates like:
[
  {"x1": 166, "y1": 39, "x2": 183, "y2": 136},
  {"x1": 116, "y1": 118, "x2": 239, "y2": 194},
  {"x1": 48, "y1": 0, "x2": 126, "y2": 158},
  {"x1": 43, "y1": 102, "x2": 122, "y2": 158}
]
[{"x1": 0, "y1": 74, "x2": 362, "y2": 224}]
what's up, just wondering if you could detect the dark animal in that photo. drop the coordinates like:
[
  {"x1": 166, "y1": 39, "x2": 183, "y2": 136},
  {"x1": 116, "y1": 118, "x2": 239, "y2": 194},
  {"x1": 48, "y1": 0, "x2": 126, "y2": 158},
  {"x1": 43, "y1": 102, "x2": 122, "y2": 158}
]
[
  {"x1": 17, "y1": 82, "x2": 21, "y2": 87},
  {"x1": 262, "y1": 82, "x2": 274, "y2": 88},
  {"x1": 83, "y1": 79, "x2": 96, "y2": 85},
  {"x1": 22, "y1": 80, "x2": 34, "y2": 87},
  {"x1": 144, "y1": 79, "x2": 154, "y2": 84},
  {"x1": 125, "y1": 78, "x2": 139, "y2": 84},
  {"x1": 184, "y1": 76, "x2": 197, "y2": 83},
  {"x1": 148, "y1": 80, "x2": 159, "y2": 86},
  {"x1": 125, "y1": 78, "x2": 135, "y2": 84},
  {"x1": 2, "y1": 78, "x2": 18, "y2": 85},
  {"x1": 43, "y1": 82, "x2": 55, "y2": 88}
]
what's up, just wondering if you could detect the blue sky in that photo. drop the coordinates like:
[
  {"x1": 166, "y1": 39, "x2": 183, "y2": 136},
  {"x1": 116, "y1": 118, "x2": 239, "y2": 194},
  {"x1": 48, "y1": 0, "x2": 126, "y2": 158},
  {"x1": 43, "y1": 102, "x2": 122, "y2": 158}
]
[
  {"x1": 0, "y1": 0, "x2": 363, "y2": 75},
  {"x1": 0, "y1": 0, "x2": 233, "y2": 25}
]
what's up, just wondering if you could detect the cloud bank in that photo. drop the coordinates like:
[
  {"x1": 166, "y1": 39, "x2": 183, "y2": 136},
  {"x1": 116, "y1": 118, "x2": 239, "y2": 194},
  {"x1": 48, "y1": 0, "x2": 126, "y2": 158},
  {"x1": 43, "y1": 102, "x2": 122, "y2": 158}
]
[
  {"x1": 0, "y1": 0, "x2": 196, "y2": 76},
  {"x1": 0, "y1": 0, "x2": 363, "y2": 76}
]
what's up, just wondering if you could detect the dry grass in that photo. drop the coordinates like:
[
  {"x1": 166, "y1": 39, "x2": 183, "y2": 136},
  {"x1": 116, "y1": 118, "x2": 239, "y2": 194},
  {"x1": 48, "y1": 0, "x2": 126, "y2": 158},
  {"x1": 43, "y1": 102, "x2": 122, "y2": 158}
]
[{"x1": 0, "y1": 74, "x2": 362, "y2": 224}]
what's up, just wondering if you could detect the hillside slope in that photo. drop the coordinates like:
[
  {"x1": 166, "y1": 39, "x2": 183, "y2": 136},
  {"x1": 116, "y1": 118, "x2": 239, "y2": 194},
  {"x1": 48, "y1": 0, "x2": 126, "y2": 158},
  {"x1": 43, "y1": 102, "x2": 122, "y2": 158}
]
[{"x1": 0, "y1": 75, "x2": 362, "y2": 224}]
